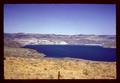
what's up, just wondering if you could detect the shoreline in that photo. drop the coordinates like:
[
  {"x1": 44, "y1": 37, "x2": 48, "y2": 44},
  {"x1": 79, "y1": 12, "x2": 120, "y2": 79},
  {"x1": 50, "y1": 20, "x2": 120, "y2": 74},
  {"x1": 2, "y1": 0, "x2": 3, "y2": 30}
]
[
  {"x1": 4, "y1": 46, "x2": 116, "y2": 79},
  {"x1": 22, "y1": 44, "x2": 116, "y2": 48},
  {"x1": 22, "y1": 45, "x2": 116, "y2": 62}
]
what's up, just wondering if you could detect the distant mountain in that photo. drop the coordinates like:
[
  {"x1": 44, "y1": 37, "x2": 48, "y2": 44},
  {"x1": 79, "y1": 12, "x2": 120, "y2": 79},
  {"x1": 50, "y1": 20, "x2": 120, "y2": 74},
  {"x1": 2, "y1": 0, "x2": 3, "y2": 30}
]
[
  {"x1": 4, "y1": 33, "x2": 115, "y2": 38},
  {"x1": 4, "y1": 33, "x2": 116, "y2": 48}
]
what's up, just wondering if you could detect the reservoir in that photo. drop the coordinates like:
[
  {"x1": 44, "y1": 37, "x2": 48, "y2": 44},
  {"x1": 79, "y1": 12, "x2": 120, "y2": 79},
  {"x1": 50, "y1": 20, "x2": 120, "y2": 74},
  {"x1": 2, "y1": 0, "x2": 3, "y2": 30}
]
[{"x1": 23, "y1": 45, "x2": 116, "y2": 62}]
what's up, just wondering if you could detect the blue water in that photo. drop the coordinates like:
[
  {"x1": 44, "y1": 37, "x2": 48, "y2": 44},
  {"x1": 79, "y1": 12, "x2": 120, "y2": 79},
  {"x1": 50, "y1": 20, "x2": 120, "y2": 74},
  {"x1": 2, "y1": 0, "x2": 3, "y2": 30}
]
[{"x1": 23, "y1": 45, "x2": 116, "y2": 62}]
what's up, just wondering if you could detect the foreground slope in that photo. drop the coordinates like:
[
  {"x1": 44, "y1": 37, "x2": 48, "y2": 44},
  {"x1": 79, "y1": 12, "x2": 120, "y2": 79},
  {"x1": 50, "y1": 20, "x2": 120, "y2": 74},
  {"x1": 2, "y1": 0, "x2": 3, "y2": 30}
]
[{"x1": 4, "y1": 53, "x2": 116, "y2": 79}]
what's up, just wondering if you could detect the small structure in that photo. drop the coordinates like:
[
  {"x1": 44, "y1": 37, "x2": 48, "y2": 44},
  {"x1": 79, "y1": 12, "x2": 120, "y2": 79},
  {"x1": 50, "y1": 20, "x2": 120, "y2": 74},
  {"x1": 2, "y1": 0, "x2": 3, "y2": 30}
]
[{"x1": 58, "y1": 71, "x2": 61, "y2": 79}]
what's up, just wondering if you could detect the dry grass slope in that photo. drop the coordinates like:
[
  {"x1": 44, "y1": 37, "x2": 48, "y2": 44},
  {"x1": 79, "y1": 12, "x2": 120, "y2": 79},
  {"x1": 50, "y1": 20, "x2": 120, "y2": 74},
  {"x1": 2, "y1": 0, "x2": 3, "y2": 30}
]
[
  {"x1": 4, "y1": 47, "x2": 45, "y2": 58},
  {"x1": 4, "y1": 56, "x2": 116, "y2": 79}
]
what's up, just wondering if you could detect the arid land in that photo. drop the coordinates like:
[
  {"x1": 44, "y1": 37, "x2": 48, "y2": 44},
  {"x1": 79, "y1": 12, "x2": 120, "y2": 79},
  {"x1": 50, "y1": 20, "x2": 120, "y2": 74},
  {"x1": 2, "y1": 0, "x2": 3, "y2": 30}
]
[
  {"x1": 4, "y1": 33, "x2": 116, "y2": 79},
  {"x1": 4, "y1": 47, "x2": 116, "y2": 79}
]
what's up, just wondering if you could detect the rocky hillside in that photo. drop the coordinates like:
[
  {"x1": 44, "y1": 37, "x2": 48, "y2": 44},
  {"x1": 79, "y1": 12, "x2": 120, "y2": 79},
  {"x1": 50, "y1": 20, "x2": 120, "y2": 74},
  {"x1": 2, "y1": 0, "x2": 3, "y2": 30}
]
[
  {"x1": 4, "y1": 47, "x2": 45, "y2": 58},
  {"x1": 4, "y1": 38, "x2": 22, "y2": 48}
]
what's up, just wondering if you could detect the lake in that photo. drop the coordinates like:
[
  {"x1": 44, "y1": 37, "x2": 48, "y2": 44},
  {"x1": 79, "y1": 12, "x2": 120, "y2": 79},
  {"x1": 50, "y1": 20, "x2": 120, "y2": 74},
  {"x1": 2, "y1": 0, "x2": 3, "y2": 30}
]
[{"x1": 23, "y1": 45, "x2": 116, "y2": 62}]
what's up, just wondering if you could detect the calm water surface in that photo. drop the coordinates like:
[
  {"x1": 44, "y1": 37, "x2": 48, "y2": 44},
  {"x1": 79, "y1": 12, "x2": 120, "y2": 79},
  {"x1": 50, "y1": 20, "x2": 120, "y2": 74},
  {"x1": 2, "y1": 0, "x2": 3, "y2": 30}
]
[{"x1": 23, "y1": 45, "x2": 116, "y2": 62}]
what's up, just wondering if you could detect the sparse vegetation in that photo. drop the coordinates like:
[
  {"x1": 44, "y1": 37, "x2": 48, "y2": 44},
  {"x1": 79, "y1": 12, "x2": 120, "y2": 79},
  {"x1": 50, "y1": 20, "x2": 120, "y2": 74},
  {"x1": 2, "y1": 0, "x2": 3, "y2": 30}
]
[
  {"x1": 4, "y1": 56, "x2": 116, "y2": 79},
  {"x1": 4, "y1": 44, "x2": 116, "y2": 79},
  {"x1": 83, "y1": 69, "x2": 89, "y2": 75}
]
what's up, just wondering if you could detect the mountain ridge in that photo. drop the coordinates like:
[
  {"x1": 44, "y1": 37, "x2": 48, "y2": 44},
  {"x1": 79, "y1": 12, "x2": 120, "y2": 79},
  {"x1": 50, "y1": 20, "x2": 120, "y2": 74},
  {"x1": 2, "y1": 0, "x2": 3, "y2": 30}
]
[{"x1": 4, "y1": 33, "x2": 116, "y2": 48}]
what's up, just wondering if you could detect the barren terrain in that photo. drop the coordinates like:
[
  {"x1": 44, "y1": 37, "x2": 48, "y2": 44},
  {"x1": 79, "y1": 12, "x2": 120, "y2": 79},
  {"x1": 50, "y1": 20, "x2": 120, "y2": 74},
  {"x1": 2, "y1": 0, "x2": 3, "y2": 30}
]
[{"x1": 4, "y1": 47, "x2": 116, "y2": 79}]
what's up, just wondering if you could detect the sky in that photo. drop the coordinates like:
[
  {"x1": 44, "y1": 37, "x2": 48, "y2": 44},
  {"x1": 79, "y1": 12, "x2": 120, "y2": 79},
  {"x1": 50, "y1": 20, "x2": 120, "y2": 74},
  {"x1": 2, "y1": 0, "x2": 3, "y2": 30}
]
[{"x1": 4, "y1": 4, "x2": 116, "y2": 35}]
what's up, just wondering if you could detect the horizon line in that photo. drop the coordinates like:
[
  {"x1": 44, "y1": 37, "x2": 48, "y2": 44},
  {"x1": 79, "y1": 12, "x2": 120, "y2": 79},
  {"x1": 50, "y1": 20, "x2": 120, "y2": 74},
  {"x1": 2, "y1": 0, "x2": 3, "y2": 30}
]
[{"x1": 4, "y1": 32, "x2": 116, "y2": 35}]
